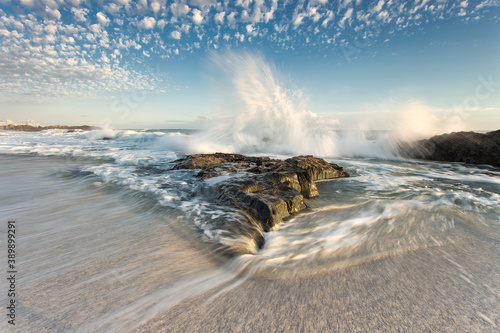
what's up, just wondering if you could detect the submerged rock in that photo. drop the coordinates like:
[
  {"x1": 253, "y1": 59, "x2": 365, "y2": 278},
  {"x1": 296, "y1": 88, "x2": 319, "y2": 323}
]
[
  {"x1": 172, "y1": 153, "x2": 349, "y2": 253},
  {"x1": 398, "y1": 130, "x2": 500, "y2": 167}
]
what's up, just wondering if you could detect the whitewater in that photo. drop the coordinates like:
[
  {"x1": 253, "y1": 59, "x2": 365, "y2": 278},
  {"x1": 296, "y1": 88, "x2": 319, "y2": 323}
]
[{"x1": 0, "y1": 54, "x2": 499, "y2": 332}]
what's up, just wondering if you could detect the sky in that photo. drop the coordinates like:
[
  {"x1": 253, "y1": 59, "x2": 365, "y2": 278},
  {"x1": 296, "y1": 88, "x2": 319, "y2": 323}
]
[{"x1": 0, "y1": 0, "x2": 499, "y2": 130}]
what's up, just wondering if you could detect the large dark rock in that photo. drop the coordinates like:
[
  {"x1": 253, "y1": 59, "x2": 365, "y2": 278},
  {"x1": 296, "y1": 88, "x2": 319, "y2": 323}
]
[
  {"x1": 398, "y1": 130, "x2": 500, "y2": 167},
  {"x1": 172, "y1": 153, "x2": 349, "y2": 253}
]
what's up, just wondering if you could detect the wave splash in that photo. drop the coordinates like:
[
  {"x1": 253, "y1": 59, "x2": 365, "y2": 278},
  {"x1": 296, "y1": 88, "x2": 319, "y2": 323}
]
[
  {"x1": 183, "y1": 52, "x2": 340, "y2": 157},
  {"x1": 164, "y1": 52, "x2": 464, "y2": 159}
]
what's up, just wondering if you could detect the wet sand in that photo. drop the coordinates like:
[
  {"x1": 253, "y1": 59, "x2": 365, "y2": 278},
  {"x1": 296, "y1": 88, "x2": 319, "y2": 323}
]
[
  {"x1": 0, "y1": 155, "x2": 498, "y2": 332},
  {"x1": 138, "y1": 236, "x2": 499, "y2": 332}
]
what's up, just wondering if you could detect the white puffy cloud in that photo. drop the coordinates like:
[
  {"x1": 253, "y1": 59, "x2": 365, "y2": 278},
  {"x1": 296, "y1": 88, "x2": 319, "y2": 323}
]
[
  {"x1": 138, "y1": 17, "x2": 156, "y2": 29},
  {"x1": 113, "y1": 0, "x2": 131, "y2": 5},
  {"x1": 157, "y1": 19, "x2": 167, "y2": 30},
  {"x1": 19, "y1": 0, "x2": 35, "y2": 8},
  {"x1": 179, "y1": 23, "x2": 191, "y2": 33},
  {"x1": 105, "y1": 4, "x2": 122, "y2": 15},
  {"x1": 45, "y1": 7, "x2": 61, "y2": 20},
  {"x1": 214, "y1": 11, "x2": 225, "y2": 24},
  {"x1": 192, "y1": 8, "x2": 203, "y2": 24},
  {"x1": 170, "y1": 2, "x2": 190, "y2": 17},
  {"x1": 310, "y1": 0, "x2": 328, "y2": 4},
  {"x1": 42, "y1": 0, "x2": 59, "y2": 10},
  {"x1": 0, "y1": 29, "x2": 11, "y2": 37},
  {"x1": 151, "y1": 1, "x2": 162, "y2": 14},
  {"x1": 245, "y1": 24, "x2": 253, "y2": 35},
  {"x1": 371, "y1": 0, "x2": 385, "y2": 13},
  {"x1": 190, "y1": 0, "x2": 216, "y2": 8},
  {"x1": 170, "y1": 30, "x2": 181, "y2": 39},
  {"x1": 308, "y1": 7, "x2": 322, "y2": 22},
  {"x1": 236, "y1": 0, "x2": 251, "y2": 9},
  {"x1": 68, "y1": 0, "x2": 82, "y2": 7},
  {"x1": 338, "y1": 8, "x2": 353, "y2": 28},
  {"x1": 45, "y1": 24, "x2": 57, "y2": 35},
  {"x1": 96, "y1": 12, "x2": 110, "y2": 26},
  {"x1": 322, "y1": 10, "x2": 334, "y2": 27},
  {"x1": 227, "y1": 12, "x2": 237, "y2": 25},
  {"x1": 72, "y1": 8, "x2": 88, "y2": 22},
  {"x1": 293, "y1": 13, "x2": 305, "y2": 26}
]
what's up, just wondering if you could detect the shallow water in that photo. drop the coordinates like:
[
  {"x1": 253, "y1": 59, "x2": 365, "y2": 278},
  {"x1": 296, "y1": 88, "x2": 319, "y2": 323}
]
[{"x1": 0, "y1": 129, "x2": 499, "y2": 331}]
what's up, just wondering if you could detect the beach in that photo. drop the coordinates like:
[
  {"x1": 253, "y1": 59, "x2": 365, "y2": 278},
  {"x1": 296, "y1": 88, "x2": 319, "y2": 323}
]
[{"x1": 1, "y1": 154, "x2": 498, "y2": 332}]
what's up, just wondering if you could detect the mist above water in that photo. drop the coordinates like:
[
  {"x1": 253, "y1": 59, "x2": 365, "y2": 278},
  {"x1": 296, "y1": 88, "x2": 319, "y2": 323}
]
[{"x1": 166, "y1": 52, "x2": 463, "y2": 158}]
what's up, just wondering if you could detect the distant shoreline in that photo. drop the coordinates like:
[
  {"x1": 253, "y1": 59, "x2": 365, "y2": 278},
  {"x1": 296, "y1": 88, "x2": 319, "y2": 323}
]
[{"x1": 0, "y1": 124, "x2": 97, "y2": 132}]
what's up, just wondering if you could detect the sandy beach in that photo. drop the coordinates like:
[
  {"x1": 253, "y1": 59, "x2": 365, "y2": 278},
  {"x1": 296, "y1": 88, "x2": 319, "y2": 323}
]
[{"x1": 0, "y1": 155, "x2": 498, "y2": 332}]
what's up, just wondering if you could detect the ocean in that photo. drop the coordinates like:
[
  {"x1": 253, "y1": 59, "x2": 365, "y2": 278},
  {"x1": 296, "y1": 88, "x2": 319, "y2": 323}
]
[{"x1": 0, "y1": 127, "x2": 499, "y2": 332}]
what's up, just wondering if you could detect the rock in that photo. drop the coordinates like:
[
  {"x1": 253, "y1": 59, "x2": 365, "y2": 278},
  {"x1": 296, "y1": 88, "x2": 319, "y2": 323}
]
[
  {"x1": 0, "y1": 124, "x2": 97, "y2": 132},
  {"x1": 398, "y1": 131, "x2": 500, "y2": 167},
  {"x1": 172, "y1": 153, "x2": 349, "y2": 253}
]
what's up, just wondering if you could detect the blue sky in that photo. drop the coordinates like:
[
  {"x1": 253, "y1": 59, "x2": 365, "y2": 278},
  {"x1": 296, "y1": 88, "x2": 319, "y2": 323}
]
[{"x1": 0, "y1": 0, "x2": 499, "y2": 130}]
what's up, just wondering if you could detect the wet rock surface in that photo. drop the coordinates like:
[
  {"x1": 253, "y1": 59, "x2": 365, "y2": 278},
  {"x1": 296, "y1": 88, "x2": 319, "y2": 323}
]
[
  {"x1": 399, "y1": 130, "x2": 500, "y2": 167},
  {"x1": 172, "y1": 153, "x2": 349, "y2": 252}
]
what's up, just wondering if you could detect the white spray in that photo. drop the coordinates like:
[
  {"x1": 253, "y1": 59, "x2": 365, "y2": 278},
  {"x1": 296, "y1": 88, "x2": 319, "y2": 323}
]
[
  {"x1": 164, "y1": 52, "x2": 462, "y2": 158},
  {"x1": 186, "y1": 52, "x2": 340, "y2": 156}
]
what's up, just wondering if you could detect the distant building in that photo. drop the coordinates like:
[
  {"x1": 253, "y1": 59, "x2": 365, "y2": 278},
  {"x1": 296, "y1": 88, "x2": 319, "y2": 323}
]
[
  {"x1": 6, "y1": 119, "x2": 14, "y2": 125},
  {"x1": 0, "y1": 121, "x2": 6, "y2": 126}
]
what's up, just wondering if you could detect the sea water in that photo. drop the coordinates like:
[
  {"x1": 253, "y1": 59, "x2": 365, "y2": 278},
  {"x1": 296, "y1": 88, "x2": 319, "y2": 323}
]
[{"x1": 0, "y1": 127, "x2": 499, "y2": 332}]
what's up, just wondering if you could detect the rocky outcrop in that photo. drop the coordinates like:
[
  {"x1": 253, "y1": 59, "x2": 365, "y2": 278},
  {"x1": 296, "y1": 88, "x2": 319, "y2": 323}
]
[
  {"x1": 0, "y1": 124, "x2": 96, "y2": 132},
  {"x1": 398, "y1": 130, "x2": 500, "y2": 167},
  {"x1": 172, "y1": 153, "x2": 349, "y2": 252}
]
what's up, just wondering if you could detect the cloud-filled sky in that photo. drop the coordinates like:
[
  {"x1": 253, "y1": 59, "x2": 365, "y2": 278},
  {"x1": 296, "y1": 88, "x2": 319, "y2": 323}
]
[{"x1": 0, "y1": 0, "x2": 499, "y2": 130}]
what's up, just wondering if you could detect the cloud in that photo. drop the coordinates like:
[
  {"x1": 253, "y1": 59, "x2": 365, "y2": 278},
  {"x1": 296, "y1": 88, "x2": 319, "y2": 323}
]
[
  {"x1": 192, "y1": 8, "x2": 203, "y2": 24},
  {"x1": 0, "y1": 0, "x2": 495, "y2": 104},
  {"x1": 170, "y1": 2, "x2": 190, "y2": 17},
  {"x1": 322, "y1": 10, "x2": 334, "y2": 27},
  {"x1": 293, "y1": 13, "x2": 305, "y2": 26},
  {"x1": 105, "y1": 4, "x2": 122, "y2": 15},
  {"x1": 19, "y1": 0, "x2": 35, "y2": 8},
  {"x1": 151, "y1": 1, "x2": 162, "y2": 14},
  {"x1": 227, "y1": 12, "x2": 237, "y2": 25},
  {"x1": 338, "y1": 8, "x2": 353, "y2": 28},
  {"x1": 113, "y1": 0, "x2": 131, "y2": 5},
  {"x1": 68, "y1": 0, "x2": 82, "y2": 6},
  {"x1": 371, "y1": 0, "x2": 385, "y2": 13},
  {"x1": 245, "y1": 24, "x2": 254, "y2": 35},
  {"x1": 96, "y1": 12, "x2": 110, "y2": 26},
  {"x1": 42, "y1": 0, "x2": 59, "y2": 10},
  {"x1": 45, "y1": 6, "x2": 61, "y2": 20},
  {"x1": 214, "y1": 11, "x2": 225, "y2": 24},
  {"x1": 72, "y1": 8, "x2": 88, "y2": 22},
  {"x1": 190, "y1": 0, "x2": 216, "y2": 8},
  {"x1": 308, "y1": 7, "x2": 322, "y2": 22},
  {"x1": 138, "y1": 17, "x2": 156, "y2": 29},
  {"x1": 170, "y1": 30, "x2": 181, "y2": 39},
  {"x1": 157, "y1": 19, "x2": 167, "y2": 30}
]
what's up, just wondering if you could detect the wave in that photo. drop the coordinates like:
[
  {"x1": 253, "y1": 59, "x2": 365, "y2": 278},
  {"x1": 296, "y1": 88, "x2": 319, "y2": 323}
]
[{"x1": 151, "y1": 52, "x2": 464, "y2": 159}]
